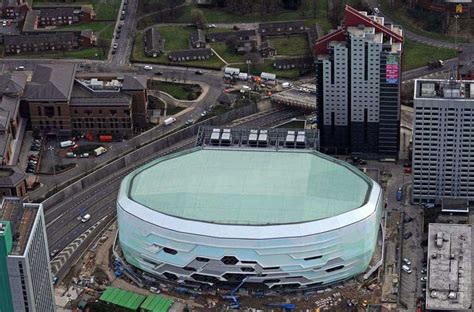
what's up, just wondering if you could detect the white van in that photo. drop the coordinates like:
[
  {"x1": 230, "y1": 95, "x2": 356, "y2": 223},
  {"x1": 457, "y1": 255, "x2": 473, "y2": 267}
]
[
  {"x1": 60, "y1": 140, "x2": 75, "y2": 148},
  {"x1": 164, "y1": 117, "x2": 176, "y2": 126}
]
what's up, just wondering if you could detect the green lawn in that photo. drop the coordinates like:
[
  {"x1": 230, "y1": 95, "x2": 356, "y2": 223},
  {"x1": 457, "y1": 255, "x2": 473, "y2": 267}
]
[
  {"x1": 132, "y1": 32, "x2": 225, "y2": 69},
  {"x1": 402, "y1": 39, "x2": 458, "y2": 71},
  {"x1": 149, "y1": 81, "x2": 201, "y2": 100},
  {"x1": 269, "y1": 34, "x2": 310, "y2": 57},
  {"x1": 99, "y1": 23, "x2": 115, "y2": 40},
  {"x1": 210, "y1": 42, "x2": 246, "y2": 64},
  {"x1": 157, "y1": 26, "x2": 194, "y2": 51},
  {"x1": 379, "y1": 0, "x2": 472, "y2": 44},
  {"x1": 57, "y1": 21, "x2": 112, "y2": 32}
]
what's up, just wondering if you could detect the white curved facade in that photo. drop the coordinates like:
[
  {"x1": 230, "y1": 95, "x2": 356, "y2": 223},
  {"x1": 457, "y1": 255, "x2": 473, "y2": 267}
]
[{"x1": 117, "y1": 149, "x2": 383, "y2": 289}]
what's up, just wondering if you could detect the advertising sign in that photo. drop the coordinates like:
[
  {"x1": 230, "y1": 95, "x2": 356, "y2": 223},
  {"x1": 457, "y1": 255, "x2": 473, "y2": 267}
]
[{"x1": 386, "y1": 54, "x2": 399, "y2": 84}]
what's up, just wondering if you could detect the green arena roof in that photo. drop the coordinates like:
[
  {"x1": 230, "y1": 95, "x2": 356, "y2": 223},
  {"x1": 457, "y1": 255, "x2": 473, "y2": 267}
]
[
  {"x1": 127, "y1": 148, "x2": 372, "y2": 225},
  {"x1": 140, "y1": 295, "x2": 174, "y2": 312},
  {"x1": 99, "y1": 287, "x2": 146, "y2": 310}
]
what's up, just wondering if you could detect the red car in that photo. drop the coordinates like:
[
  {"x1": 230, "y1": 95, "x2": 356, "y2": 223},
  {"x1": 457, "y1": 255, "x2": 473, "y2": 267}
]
[{"x1": 404, "y1": 167, "x2": 412, "y2": 173}]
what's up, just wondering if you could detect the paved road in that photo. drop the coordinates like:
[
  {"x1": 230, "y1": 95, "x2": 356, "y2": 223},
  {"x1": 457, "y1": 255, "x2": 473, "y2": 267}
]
[{"x1": 108, "y1": 0, "x2": 138, "y2": 67}]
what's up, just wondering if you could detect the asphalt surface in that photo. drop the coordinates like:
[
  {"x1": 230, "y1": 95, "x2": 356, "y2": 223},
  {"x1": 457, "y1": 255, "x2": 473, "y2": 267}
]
[{"x1": 108, "y1": 0, "x2": 138, "y2": 67}]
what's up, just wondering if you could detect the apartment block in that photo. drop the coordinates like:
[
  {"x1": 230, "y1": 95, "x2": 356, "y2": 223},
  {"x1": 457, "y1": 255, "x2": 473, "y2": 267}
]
[
  {"x1": 315, "y1": 5, "x2": 403, "y2": 160},
  {"x1": 412, "y1": 79, "x2": 474, "y2": 204},
  {"x1": 0, "y1": 197, "x2": 55, "y2": 312}
]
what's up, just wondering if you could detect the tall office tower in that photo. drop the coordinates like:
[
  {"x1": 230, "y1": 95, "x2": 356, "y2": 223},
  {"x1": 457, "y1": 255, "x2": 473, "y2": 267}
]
[
  {"x1": 412, "y1": 79, "x2": 474, "y2": 204},
  {"x1": 0, "y1": 198, "x2": 56, "y2": 312},
  {"x1": 315, "y1": 5, "x2": 403, "y2": 160}
]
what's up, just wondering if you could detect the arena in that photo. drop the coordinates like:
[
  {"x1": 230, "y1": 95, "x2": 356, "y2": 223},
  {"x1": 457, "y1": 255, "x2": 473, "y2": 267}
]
[{"x1": 117, "y1": 145, "x2": 383, "y2": 289}]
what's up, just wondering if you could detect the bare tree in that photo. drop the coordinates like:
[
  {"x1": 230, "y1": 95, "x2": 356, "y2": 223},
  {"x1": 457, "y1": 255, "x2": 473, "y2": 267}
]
[{"x1": 191, "y1": 8, "x2": 207, "y2": 29}]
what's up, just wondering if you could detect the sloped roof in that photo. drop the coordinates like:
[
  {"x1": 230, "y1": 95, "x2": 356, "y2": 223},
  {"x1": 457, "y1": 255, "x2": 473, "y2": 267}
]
[
  {"x1": 23, "y1": 64, "x2": 76, "y2": 101},
  {"x1": 190, "y1": 28, "x2": 205, "y2": 43},
  {"x1": 217, "y1": 92, "x2": 237, "y2": 105},
  {"x1": 99, "y1": 287, "x2": 146, "y2": 310},
  {"x1": 122, "y1": 75, "x2": 147, "y2": 90},
  {"x1": 0, "y1": 73, "x2": 26, "y2": 96},
  {"x1": 0, "y1": 167, "x2": 25, "y2": 187}
]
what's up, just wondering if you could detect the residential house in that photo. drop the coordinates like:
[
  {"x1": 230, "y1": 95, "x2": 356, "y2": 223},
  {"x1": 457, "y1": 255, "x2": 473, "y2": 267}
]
[
  {"x1": 79, "y1": 4, "x2": 95, "y2": 22},
  {"x1": 274, "y1": 56, "x2": 315, "y2": 70},
  {"x1": 168, "y1": 48, "x2": 212, "y2": 62},
  {"x1": 144, "y1": 27, "x2": 165, "y2": 57},
  {"x1": 190, "y1": 29, "x2": 206, "y2": 48},
  {"x1": 1, "y1": 0, "x2": 29, "y2": 20},
  {"x1": 259, "y1": 40, "x2": 276, "y2": 57},
  {"x1": 4, "y1": 32, "x2": 78, "y2": 54},
  {"x1": 258, "y1": 21, "x2": 306, "y2": 36},
  {"x1": 79, "y1": 30, "x2": 96, "y2": 47},
  {"x1": 37, "y1": 7, "x2": 76, "y2": 26},
  {"x1": 208, "y1": 29, "x2": 257, "y2": 43},
  {"x1": 0, "y1": 20, "x2": 19, "y2": 43}
]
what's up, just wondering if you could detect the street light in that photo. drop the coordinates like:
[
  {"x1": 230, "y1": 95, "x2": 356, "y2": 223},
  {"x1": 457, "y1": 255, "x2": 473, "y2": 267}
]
[
  {"x1": 48, "y1": 145, "x2": 56, "y2": 188},
  {"x1": 454, "y1": 15, "x2": 460, "y2": 47}
]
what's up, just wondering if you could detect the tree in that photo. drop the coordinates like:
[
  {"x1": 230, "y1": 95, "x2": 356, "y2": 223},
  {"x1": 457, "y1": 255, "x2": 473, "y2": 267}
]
[
  {"x1": 225, "y1": 35, "x2": 237, "y2": 50},
  {"x1": 245, "y1": 52, "x2": 262, "y2": 66},
  {"x1": 191, "y1": 8, "x2": 207, "y2": 29}
]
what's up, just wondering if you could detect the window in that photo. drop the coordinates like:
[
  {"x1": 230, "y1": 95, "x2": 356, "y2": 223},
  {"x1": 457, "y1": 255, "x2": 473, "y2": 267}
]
[
  {"x1": 326, "y1": 265, "x2": 344, "y2": 272},
  {"x1": 44, "y1": 106, "x2": 55, "y2": 118},
  {"x1": 304, "y1": 255, "x2": 322, "y2": 261},
  {"x1": 163, "y1": 247, "x2": 177, "y2": 255},
  {"x1": 57, "y1": 106, "x2": 61, "y2": 115},
  {"x1": 37, "y1": 107, "x2": 41, "y2": 116}
]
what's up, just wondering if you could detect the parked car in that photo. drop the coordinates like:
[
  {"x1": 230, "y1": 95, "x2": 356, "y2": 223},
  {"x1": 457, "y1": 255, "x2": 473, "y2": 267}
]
[
  {"x1": 115, "y1": 33, "x2": 120, "y2": 39},
  {"x1": 143, "y1": 65, "x2": 153, "y2": 70},
  {"x1": 404, "y1": 232, "x2": 413, "y2": 240},
  {"x1": 404, "y1": 162, "x2": 411, "y2": 168},
  {"x1": 149, "y1": 287, "x2": 160, "y2": 294},
  {"x1": 374, "y1": 7, "x2": 380, "y2": 14},
  {"x1": 421, "y1": 268, "x2": 427, "y2": 274},
  {"x1": 403, "y1": 216, "x2": 413, "y2": 224},
  {"x1": 80, "y1": 153, "x2": 90, "y2": 158},
  {"x1": 195, "y1": 70, "x2": 204, "y2": 75},
  {"x1": 404, "y1": 167, "x2": 412, "y2": 173},
  {"x1": 358, "y1": 159, "x2": 367, "y2": 165},
  {"x1": 420, "y1": 276, "x2": 427, "y2": 282},
  {"x1": 200, "y1": 110, "x2": 208, "y2": 117},
  {"x1": 154, "y1": 71, "x2": 163, "y2": 76},
  {"x1": 113, "y1": 43, "x2": 118, "y2": 49},
  {"x1": 402, "y1": 265, "x2": 412, "y2": 274},
  {"x1": 185, "y1": 119, "x2": 195, "y2": 126},
  {"x1": 402, "y1": 258, "x2": 412, "y2": 266}
]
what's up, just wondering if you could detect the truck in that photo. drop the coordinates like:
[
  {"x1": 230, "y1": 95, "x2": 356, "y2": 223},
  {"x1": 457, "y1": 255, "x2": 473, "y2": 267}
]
[
  {"x1": 164, "y1": 117, "x2": 176, "y2": 126},
  {"x1": 81, "y1": 214, "x2": 91, "y2": 223},
  {"x1": 427, "y1": 60, "x2": 444, "y2": 69},
  {"x1": 93, "y1": 146, "x2": 107, "y2": 157},
  {"x1": 60, "y1": 140, "x2": 75, "y2": 148},
  {"x1": 396, "y1": 186, "x2": 403, "y2": 201}
]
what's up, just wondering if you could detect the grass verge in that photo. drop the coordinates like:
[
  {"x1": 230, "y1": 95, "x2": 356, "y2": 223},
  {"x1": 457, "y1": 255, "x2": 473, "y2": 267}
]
[
  {"x1": 268, "y1": 34, "x2": 310, "y2": 56},
  {"x1": 402, "y1": 39, "x2": 458, "y2": 71}
]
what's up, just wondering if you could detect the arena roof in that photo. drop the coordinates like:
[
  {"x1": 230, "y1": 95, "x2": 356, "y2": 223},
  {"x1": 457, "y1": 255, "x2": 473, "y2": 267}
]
[{"x1": 128, "y1": 148, "x2": 372, "y2": 225}]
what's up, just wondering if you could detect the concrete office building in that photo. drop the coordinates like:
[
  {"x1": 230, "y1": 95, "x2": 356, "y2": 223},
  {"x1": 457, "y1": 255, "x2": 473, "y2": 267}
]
[
  {"x1": 412, "y1": 79, "x2": 474, "y2": 204},
  {"x1": 0, "y1": 197, "x2": 55, "y2": 312},
  {"x1": 315, "y1": 5, "x2": 403, "y2": 160},
  {"x1": 117, "y1": 128, "x2": 383, "y2": 289},
  {"x1": 426, "y1": 223, "x2": 471, "y2": 311}
]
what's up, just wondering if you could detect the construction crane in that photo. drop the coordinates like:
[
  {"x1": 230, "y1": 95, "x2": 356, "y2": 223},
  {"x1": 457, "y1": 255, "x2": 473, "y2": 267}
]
[
  {"x1": 264, "y1": 303, "x2": 296, "y2": 311},
  {"x1": 222, "y1": 277, "x2": 248, "y2": 309}
]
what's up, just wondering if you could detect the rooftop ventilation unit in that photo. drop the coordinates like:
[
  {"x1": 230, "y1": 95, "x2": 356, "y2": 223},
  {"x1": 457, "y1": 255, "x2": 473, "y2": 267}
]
[
  {"x1": 285, "y1": 131, "x2": 295, "y2": 147},
  {"x1": 210, "y1": 129, "x2": 221, "y2": 144},
  {"x1": 258, "y1": 130, "x2": 268, "y2": 146}
]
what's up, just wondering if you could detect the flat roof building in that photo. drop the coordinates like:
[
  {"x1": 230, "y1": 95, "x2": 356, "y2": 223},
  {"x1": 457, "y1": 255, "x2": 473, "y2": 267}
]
[
  {"x1": 0, "y1": 197, "x2": 55, "y2": 312},
  {"x1": 412, "y1": 79, "x2": 474, "y2": 204},
  {"x1": 426, "y1": 223, "x2": 472, "y2": 311}
]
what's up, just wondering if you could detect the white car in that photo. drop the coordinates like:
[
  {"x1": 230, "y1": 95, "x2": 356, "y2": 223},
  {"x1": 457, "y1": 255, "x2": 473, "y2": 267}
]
[
  {"x1": 113, "y1": 43, "x2": 118, "y2": 49},
  {"x1": 402, "y1": 258, "x2": 412, "y2": 266},
  {"x1": 2, "y1": 21, "x2": 6, "y2": 27},
  {"x1": 402, "y1": 265, "x2": 412, "y2": 274},
  {"x1": 208, "y1": 24, "x2": 216, "y2": 28},
  {"x1": 374, "y1": 7, "x2": 380, "y2": 14},
  {"x1": 143, "y1": 65, "x2": 153, "y2": 70}
]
